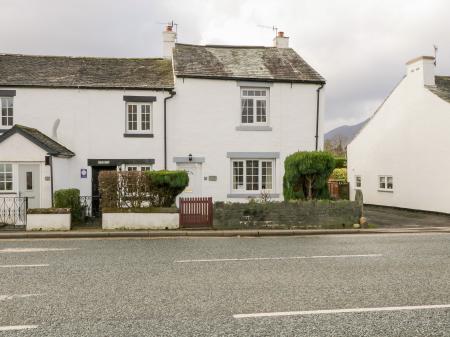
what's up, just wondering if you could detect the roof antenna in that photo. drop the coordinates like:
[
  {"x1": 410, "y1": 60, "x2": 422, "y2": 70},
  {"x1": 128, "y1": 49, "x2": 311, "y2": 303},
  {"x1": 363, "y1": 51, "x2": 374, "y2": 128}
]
[
  {"x1": 433, "y1": 45, "x2": 438, "y2": 66},
  {"x1": 157, "y1": 20, "x2": 178, "y2": 34},
  {"x1": 257, "y1": 24, "x2": 278, "y2": 37}
]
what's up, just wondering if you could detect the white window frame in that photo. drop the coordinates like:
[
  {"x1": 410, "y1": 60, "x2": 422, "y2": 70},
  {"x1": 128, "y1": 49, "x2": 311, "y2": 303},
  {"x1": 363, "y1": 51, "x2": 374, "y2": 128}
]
[
  {"x1": 231, "y1": 159, "x2": 275, "y2": 193},
  {"x1": 0, "y1": 163, "x2": 13, "y2": 192},
  {"x1": 378, "y1": 175, "x2": 393, "y2": 192},
  {"x1": 240, "y1": 88, "x2": 269, "y2": 125},
  {"x1": 355, "y1": 175, "x2": 362, "y2": 189},
  {"x1": 124, "y1": 164, "x2": 152, "y2": 172},
  {"x1": 1, "y1": 97, "x2": 14, "y2": 127},
  {"x1": 125, "y1": 102, "x2": 153, "y2": 134}
]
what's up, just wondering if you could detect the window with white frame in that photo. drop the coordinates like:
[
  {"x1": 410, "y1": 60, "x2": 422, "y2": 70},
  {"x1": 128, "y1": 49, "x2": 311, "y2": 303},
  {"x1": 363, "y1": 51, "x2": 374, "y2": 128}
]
[
  {"x1": 0, "y1": 164, "x2": 13, "y2": 192},
  {"x1": 1, "y1": 97, "x2": 13, "y2": 127},
  {"x1": 232, "y1": 159, "x2": 274, "y2": 192},
  {"x1": 379, "y1": 175, "x2": 393, "y2": 191},
  {"x1": 355, "y1": 175, "x2": 362, "y2": 189},
  {"x1": 240, "y1": 88, "x2": 268, "y2": 124},
  {"x1": 125, "y1": 165, "x2": 152, "y2": 172},
  {"x1": 126, "y1": 103, "x2": 152, "y2": 134}
]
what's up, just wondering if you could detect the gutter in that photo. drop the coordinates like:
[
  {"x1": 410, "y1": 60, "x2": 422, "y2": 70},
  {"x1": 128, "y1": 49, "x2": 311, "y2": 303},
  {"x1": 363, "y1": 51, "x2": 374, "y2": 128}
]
[
  {"x1": 164, "y1": 90, "x2": 176, "y2": 170},
  {"x1": 315, "y1": 83, "x2": 325, "y2": 151}
]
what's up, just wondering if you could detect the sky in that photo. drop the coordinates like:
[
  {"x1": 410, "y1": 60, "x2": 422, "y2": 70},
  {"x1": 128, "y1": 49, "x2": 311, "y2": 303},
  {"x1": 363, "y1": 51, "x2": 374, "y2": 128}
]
[{"x1": 1, "y1": 0, "x2": 449, "y2": 131}]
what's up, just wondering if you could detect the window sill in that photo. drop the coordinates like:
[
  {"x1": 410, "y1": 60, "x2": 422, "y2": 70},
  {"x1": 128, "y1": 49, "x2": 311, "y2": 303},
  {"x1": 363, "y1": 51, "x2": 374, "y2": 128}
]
[
  {"x1": 235, "y1": 125, "x2": 272, "y2": 131},
  {"x1": 378, "y1": 189, "x2": 394, "y2": 193},
  {"x1": 227, "y1": 193, "x2": 280, "y2": 199},
  {"x1": 0, "y1": 191, "x2": 16, "y2": 195},
  {"x1": 123, "y1": 133, "x2": 154, "y2": 138}
]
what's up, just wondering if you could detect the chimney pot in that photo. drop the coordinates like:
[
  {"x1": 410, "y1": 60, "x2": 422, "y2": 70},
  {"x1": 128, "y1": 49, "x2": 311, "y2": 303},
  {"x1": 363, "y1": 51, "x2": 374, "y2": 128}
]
[
  {"x1": 273, "y1": 31, "x2": 289, "y2": 48},
  {"x1": 278, "y1": 31, "x2": 284, "y2": 37},
  {"x1": 165, "y1": 25, "x2": 172, "y2": 32},
  {"x1": 162, "y1": 26, "x2": 177, "y2": 59}
]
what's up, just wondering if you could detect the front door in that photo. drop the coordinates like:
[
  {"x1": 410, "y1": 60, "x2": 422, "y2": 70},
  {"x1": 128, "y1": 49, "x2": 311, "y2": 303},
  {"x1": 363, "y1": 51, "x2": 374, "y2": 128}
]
[
  {"x1": 91, "y1": 166, "x2": 116, "y2": 216},
  {"x1": 18, "y1": 164, "x2": 40, "y2": 208},
  {"x1": 177, "y1": 163, "x2": 203, "y2": 197}
]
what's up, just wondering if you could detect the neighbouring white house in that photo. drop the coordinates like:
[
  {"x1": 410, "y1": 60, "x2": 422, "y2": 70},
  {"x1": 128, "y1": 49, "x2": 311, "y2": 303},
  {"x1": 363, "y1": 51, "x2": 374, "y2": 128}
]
[
  {"x1": 347, "y1": 55, "x2": 450, "y2": 214},
  {"x1": 0, "y1": 26, "x2": 325, "y2": 212}
]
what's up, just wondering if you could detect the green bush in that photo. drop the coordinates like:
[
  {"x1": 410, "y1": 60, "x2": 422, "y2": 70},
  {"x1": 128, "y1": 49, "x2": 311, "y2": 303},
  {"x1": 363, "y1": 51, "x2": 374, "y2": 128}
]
[
  {"x1": 54, "y1": 189, "x2": 82, "y2": 222},
  {"x1": 283, "y1": 151, "x2": 335, "y2": 200},
  {"x1": 146, "y1": 170, "x2": 189, "y2": 207},
  {"x1": 330, "y1": 168, "x2": 347, "y2": 181},
  {"x1": 334, "y1": 157, "x2": 347, "y2": 168}
]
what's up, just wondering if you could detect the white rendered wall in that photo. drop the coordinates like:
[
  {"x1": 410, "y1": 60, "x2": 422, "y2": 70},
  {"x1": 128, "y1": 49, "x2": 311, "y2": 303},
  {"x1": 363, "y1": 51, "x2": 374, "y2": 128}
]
[
  {"x1": 102, "y1": 212, "x2": 179, "y2": 229},
  {"x1": 4, "y1": 87, "x2": 170, "y2": 197},
  {"x1": 27, "y1": 213, "x2": 71, "y2": 231},
  {"x1": 348, "y1": 75, "x2": 450, "y2": 213},
  {"x1": 167, "y1": 78, "x2": 324, "y2": 201}
]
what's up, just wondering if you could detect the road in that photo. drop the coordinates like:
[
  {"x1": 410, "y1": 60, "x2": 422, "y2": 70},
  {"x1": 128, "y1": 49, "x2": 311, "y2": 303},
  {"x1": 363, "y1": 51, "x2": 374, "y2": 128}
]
[{"x1": 0, "y1": 233, "x2": 449, "y2": 336}]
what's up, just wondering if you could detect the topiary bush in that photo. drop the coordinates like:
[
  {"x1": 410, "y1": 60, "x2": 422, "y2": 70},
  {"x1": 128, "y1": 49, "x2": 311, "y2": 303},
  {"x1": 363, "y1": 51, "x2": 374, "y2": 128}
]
[
  {"x1": 146, "y1": 170, "x2": 189, "y2": 207},
  {"x1": 330, "y1": 168, "x2": 347, "y2": 181},
  {"x1": 283, "y1": 151, "x2": 335, "y2": 200},
  {"x1": 54, "y1": 188, "x2": 82, "y2": 222}
]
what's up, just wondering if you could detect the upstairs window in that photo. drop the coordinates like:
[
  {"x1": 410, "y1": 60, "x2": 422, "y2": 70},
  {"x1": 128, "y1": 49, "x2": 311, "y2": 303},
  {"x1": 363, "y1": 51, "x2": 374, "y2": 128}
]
[
  {"x1": 1, "y1": 97, "x2": 13, "y2": 127},
  {"x1": 355, "y1": 176, "x2": 362, "y2": 189},
  {"x1": 241, "y1": 88, "x2": 268, "y2": 124},
  {"x1": 125, "y1": 165, "x2": 152, "y2": 172},
  {"x1": 126, "y1": 103, "x2": 152, "y2": 134}
]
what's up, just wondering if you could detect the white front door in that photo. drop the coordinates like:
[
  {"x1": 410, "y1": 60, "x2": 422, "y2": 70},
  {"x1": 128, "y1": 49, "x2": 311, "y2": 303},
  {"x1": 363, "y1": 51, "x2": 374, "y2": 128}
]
[
  {"x1": 18, "y1": 164, "x2": 40, "y2": 208},
  {"x1": 177, "y1": 163, "x2": 203, "y2": 197}
]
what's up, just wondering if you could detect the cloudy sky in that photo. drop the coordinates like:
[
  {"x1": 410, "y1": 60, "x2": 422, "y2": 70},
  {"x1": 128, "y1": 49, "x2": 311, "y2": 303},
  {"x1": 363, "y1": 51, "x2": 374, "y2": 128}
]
[{"x1": 1, "y1": 0, "x2": 449, "y2": 131}]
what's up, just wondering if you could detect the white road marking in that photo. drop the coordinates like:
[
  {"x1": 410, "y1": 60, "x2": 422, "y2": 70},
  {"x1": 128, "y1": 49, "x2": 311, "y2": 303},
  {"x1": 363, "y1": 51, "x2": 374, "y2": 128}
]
[
  {"x1": 0, "y1": 325, "x2": 38, "y2": 331},
  {"x1": 175, "y1": 254, "x2": 382, "y2": 263},
  {"x1": 234, "y1": 304, "x2": 450, "y2": 319},
  {"x1": 0, "y1": 293, "x2": 44, "y2": 301},
  {"x1": 0, "y1": 264, "x2": 49, "y2": 268},
  {"x1": 0, "y1": 247, "x2": 78, "y2": 253}
]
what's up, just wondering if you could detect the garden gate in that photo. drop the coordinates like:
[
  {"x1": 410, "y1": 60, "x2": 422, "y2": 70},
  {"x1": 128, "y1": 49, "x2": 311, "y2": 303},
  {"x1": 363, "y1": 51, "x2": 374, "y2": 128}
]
[
  {"x1": 0, "y1": 197, "x2": 28, "y2": 226},
  {"x1": 179, "y1": 197, "x2": 213, "y2": 228}
]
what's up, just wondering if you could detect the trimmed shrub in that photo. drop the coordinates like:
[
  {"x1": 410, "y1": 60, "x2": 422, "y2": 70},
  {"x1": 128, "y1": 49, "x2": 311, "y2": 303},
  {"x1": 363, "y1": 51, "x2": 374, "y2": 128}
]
[
  {"x1": 330, "y1": 168, "x2": 347, "y2": 181},
  {"x1": 334, "y1": 157, "x2": 347, "y2": 169},
  {"x1": 54, "y1": 188, "x2": 82, "y2": 222},
  {"x1": 283, "y1": 151, "x2": 335, "y2": 200},
  {"x1": 99, "y1": 170, "x2": 189, "y2": 209},
  {"x1": 146, "y1": 170, "x2": 189, "y2": 207}
]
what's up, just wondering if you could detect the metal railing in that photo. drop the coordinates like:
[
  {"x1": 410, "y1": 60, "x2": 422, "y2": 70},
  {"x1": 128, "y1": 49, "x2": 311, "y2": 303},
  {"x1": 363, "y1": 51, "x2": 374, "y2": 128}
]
[
  {"x1": 79, "y1": 196, "x2": 101, "y2": 219},
  {"x1": 0, "y1": 197, "x2": 28, "y2": 226}
]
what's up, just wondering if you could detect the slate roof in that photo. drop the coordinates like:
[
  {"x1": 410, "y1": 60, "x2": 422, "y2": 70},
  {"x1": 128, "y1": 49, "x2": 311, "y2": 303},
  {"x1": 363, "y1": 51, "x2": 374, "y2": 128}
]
[
  {"x1": 0, "y1": 54, "x2": 174, "y2": 89},
  {"x1": 427, "y1": 76, "x2": 450, "y2": 104},
  {"x1": 173, "y1": 44, "x2": 325, "y2": 83},
  {"x1": 0, "y1": 125, "x2": 75, "y2": 157}
]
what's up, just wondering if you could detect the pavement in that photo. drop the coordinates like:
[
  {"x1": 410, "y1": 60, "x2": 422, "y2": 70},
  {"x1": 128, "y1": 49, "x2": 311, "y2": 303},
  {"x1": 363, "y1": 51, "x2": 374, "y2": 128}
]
[{"x1": 0, "y1": 233, "x2": 449, "y2": 336}]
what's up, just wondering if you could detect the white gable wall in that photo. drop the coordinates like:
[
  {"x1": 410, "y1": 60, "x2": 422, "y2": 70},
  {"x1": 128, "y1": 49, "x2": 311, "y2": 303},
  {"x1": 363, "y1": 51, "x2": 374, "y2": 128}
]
[{"x1": 348, "y1": 73, "x2": 450, "y2": 213}]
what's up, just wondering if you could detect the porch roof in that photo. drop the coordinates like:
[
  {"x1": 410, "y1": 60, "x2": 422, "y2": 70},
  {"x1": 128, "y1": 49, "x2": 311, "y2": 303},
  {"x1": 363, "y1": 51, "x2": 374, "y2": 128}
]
[{"x1": 0, "y1": 125, "x2": 75, "y2": 158}]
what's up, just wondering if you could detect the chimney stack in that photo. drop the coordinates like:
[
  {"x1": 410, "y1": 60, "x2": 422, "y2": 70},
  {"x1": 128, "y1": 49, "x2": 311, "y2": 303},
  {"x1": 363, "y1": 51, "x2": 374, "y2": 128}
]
[
  {"x1": 273, "y1": 31, "x2": 289, "y2": 48},
  {"x1": 162, "y1": 25, "x2": 176, "y2": 59},
  {"x1": 406, "y1": 56, "x2": 435, "y2": 86}
]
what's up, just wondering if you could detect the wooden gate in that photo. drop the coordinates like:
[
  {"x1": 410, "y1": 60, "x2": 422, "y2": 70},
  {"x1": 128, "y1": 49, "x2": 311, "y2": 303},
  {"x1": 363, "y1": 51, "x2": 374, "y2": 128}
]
[{"x1": 179, "y1": 197, "x2": 213, "y2": 228}]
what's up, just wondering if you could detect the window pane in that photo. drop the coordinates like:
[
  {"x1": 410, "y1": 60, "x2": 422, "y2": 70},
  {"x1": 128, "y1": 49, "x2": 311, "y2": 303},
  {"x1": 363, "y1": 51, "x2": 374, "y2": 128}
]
[
  {"x1": 379, "y1": 176, "x2": 386, "y2": 189},
  {"x1": 0, "y1": 164, "x2": 13, "y2": 191},
  {"x1": 141, "y1": 104, "x2": 151, "y2": 131},
  {"x1": 127, "y1": 166, "x2": 137, "y2": 171},
  {"x1": 246, "y1": 160, "x2": 259, "y2": 190},
  {"x1": 127, "y1": 104, "x2": 137, "y2": 131},
  {"x1": 356, "y1": 176, "x2": 361, "y2": 187},
  {"x1": 241, "y1": 99, "x2": 254, "y2": 124},
  {"x1": 26, "y1": 172, "x2": 32, "y2": 190},
  {"x1": 261, "y1": 161, "x2": 273, "y2": 189},
  {"x1": 233, "y1": 161, "x2": 244, "y2": 189},
  {"x1": 387, "y1": 177, "x2": 393, "y2": 189},
  {"x1": 256, "y1": 100, "x2": 266, "y2": 122}
]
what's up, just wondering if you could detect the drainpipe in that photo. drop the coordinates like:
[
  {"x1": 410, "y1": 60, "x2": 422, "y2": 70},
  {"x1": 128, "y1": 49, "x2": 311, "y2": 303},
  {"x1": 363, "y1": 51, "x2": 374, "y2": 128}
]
[
  {"x1": 164, "y1": 90, "x2": 176, "y2": 170},
  {"x1": 315, "y1": 83, "x2": 325, "y2": 151},
  {"x1": 47, "y1": 155, "x2": 54, "y2": 207}
]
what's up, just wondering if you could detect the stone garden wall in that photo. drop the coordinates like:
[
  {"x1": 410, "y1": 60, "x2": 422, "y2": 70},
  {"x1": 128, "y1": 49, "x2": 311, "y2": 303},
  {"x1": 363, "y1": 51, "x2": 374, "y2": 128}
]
[{"x1": 214, "y1": 200, "x2": 361, "y2": 229}]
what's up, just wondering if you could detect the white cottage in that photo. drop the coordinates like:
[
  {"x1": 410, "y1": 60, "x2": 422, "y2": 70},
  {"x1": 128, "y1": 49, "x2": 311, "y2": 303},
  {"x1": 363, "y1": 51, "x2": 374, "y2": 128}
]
[
  {"x1": 0, "y1": 27, "x2": 325, "y2": 211},
  {"x1": 347, "y1": 56, "x2": 450, "y2": 214}
]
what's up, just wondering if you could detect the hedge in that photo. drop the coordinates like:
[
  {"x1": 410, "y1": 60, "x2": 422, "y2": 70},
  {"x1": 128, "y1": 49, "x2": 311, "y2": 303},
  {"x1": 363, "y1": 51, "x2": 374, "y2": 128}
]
[
  {"x1": 99, "y1": 170, "x2": 188, "y2": 209},
  {"x1": 283, "y1": 151, "x2": 335, "y2": 200},
  {"x1": 54, "y1": 189, "x2": 82, "y2": 222},
  {"x1": 334, "y1": 157, "x2": 347, "y2": 169}
]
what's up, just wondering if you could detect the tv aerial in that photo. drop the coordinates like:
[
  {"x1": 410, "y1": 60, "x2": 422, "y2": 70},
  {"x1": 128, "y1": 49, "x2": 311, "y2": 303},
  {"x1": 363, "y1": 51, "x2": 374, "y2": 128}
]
[{"x1": 257, "y1": 24, "x2": 278, "y2": 37}]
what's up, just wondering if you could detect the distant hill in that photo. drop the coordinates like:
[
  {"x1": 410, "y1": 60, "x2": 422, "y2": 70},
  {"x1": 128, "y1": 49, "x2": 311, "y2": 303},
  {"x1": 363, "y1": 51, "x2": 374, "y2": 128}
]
[{"x1": 325, "y1": 119, "x2": 369, "y2": 146}]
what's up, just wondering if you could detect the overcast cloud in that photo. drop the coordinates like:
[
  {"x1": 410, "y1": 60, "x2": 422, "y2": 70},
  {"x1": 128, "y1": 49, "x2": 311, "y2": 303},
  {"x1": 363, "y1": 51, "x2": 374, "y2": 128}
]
[{"x1": 1, "y1": 0, "x2": 449, "y2": 131}]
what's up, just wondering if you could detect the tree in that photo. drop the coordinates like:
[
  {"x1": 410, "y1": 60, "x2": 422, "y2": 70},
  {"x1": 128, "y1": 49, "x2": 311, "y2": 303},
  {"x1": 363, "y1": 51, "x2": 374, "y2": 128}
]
[{"x1": 283, "y1": 151, "x2": 335, "y2": 200}]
